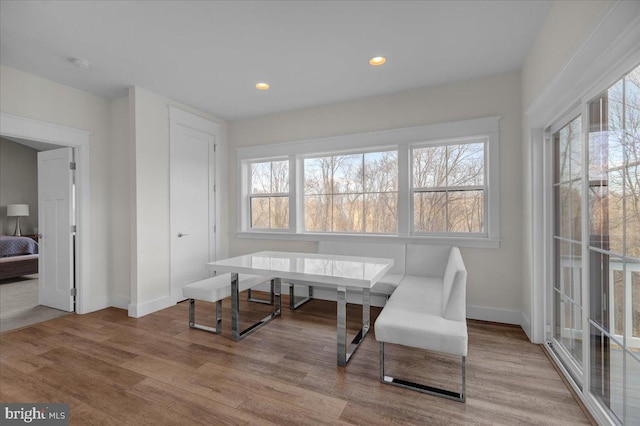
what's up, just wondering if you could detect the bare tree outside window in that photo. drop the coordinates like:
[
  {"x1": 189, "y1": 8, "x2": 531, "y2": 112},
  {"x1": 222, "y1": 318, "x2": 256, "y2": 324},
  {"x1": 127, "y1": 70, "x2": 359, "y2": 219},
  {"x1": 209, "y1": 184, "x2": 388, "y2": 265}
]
[
  {"x1": 250, "y1": 160, "x2": 289, "y2": 229},
  {"x1": 588, "y1": 63, "x2": 640, "y2": 345},
  {"x1": 303, "y1": 151, "x2": 398, "y2": 233},
  {"x1": 412, "y1": 141, "x2": 485, "y2": 233}
]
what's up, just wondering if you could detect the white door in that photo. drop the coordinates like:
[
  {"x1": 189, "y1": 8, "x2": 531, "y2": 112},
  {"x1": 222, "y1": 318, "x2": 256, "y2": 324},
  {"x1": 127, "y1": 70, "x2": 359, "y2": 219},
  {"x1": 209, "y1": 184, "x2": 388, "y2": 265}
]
[
  {"x1": 170, "y1": 124, "x2": 215, "y2": 303},
  {"x1": 37, "y1": 147, "x2": 74, "y2": 311}
]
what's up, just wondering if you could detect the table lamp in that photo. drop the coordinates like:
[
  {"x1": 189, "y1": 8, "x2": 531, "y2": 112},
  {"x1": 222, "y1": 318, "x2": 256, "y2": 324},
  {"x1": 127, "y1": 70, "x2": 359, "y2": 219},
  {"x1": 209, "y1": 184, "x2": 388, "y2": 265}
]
[{"x1": 7, "y1": 204, "x2": 29, "y2": 236}]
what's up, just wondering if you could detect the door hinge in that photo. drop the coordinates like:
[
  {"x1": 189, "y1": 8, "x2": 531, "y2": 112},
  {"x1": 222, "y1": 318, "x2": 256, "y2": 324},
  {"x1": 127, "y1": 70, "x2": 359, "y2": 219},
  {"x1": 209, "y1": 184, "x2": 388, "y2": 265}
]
[
  {"x1": 70, "y1": 225, "x2": 77, "y2": 233},
  {"x1": 214, "y1": 144, "x2": 217, "y2": 152},
  {"x1": 214, "y1": 225, "x2": 216, "y2": 233},
  {"x1": 71, "y1": 288, "x2": 77, "y2": 297},
  {"x1": 213, "y1": 184, "x2": 216, "y2": 192},
  {"x1": 70, "y1": 162, "x2": 77, "y2": 170}
]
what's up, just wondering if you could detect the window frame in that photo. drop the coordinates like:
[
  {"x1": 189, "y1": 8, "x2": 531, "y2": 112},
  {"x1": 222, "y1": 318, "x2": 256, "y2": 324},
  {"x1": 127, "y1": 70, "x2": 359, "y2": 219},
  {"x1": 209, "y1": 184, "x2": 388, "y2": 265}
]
[
  {"x1": 237, "y1": 116, "x2": 501, "y2": 248},
  {"x1": 410, "y1": 136, "x2": 489, "y2": 237},
  {"x1": 247, "y1": 158, "x2": 291, "y2": 231},
  {"x1": 300, "y1": 147, "x2": 400, "y2": 235}
]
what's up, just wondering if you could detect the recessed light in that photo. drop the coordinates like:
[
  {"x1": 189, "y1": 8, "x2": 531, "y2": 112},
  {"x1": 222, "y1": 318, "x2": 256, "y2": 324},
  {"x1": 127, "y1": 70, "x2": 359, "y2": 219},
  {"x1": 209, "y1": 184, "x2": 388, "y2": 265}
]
[
  {"x1": 255, "y1": 82, "x2": 270, "y2": 90},
  {"x1": 69, "y1": 57, "x2": 90, "y2": 69},
  {"x1": 369, "y1": 56, "x2": 386, "y2": 66}
]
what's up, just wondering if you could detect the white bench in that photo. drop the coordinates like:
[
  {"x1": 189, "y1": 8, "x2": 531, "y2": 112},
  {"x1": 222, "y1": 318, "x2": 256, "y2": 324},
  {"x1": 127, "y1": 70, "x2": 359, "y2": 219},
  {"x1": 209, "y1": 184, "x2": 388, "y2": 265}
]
[
  {"x1": 375, "y1": 245, "x2": 468, "y2": 402},
  {"x1": 182, "y1": 273, "x2": 279, "y2": 336},
  {"x1": 285, "y1": 241, "x2": 468, "y2": 401}
]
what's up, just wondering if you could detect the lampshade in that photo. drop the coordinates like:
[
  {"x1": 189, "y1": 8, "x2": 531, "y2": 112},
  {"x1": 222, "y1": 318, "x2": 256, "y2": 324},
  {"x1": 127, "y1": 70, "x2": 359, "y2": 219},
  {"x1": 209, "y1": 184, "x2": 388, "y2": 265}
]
[{"x1": 7, "y1": 204, "x2": 29, "y2": 217}]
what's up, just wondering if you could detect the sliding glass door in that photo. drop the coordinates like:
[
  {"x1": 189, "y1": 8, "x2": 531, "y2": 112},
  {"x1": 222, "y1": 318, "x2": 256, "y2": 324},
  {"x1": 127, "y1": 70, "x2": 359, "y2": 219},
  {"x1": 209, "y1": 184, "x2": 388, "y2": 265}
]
[
  {"x1": 587, "y1": 65, "x2": 639, "y2": 424},
  {"x1": 550, "y1": 63, "x2": 639, "y2": 425},
  {"x1": 552, "y1": 115, "x2": 584, "y2": 380}
]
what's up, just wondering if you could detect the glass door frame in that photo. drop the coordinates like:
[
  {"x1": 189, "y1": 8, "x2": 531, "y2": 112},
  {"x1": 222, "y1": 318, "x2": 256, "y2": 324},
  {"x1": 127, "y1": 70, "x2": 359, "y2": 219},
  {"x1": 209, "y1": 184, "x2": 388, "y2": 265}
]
[
  {"x1": 546, "y1": 105, "x2": 590, "y2": 389},
  {"x1": 543, "y1": 58, "x2": 640, "y2": 425}
]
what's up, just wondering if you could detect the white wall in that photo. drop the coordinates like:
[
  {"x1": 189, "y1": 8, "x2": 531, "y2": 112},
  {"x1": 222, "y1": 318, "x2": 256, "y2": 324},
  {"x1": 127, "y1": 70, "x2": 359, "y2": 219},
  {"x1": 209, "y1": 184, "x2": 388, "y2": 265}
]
[
  {"x1": 128, "y1": 86, "x2": 228, "y2": 317},
  {"x1": 0, "y1": 137, "x2": 38, "y2": 235},
  {"x1": 228, "y1": 71, "x2": 524, "y2": 323},
  {"x1": 108, "y1": 96, "x2": 131, "y2": 308},
  {"x1": 0, "y1": 65, "x2": 112, "y2": 311},
  {"x1": 520, "y1": 0, "x2": 611, "y2": 339}
]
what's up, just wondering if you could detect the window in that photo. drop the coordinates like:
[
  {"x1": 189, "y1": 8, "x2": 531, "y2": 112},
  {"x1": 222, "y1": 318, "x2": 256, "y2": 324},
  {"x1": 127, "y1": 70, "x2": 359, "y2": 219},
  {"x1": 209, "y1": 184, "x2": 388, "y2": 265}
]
[
  {"x1": 303, "y1": 150, "x2": 398, "y2": 234},
  {"x1": 237, "y1": 116, "x2": 500, "y2": 247},
  {"x1": 412, "y1": 140, "x2": 486, "y2": 234},
  {"x1": 249, "y1": 160, "x2": 289, "y2": 230}
]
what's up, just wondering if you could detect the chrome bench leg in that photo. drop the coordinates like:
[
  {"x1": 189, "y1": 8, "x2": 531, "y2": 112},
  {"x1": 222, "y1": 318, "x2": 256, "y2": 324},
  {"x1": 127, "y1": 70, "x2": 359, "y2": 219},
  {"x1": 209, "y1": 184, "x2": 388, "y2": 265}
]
[
  {"x1": 289, "y1": 285, "x2": 313, "y2": 310},
  {"x1": 247, "y1": 288, "x2": 274, "y2": 305},
  {"x1": 188, "y1": 299, "x2": 222, "y2": 334},
  {"x1": 380, "y1": 342, "x2": 466, "y2": 403}
]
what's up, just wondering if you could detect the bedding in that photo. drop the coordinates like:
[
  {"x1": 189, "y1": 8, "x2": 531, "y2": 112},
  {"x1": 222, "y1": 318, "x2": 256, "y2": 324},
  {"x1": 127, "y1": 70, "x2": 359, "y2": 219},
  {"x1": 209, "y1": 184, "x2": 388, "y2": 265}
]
[{"x1": 0, "y1": 235, "x2": 39, "y2": 258}]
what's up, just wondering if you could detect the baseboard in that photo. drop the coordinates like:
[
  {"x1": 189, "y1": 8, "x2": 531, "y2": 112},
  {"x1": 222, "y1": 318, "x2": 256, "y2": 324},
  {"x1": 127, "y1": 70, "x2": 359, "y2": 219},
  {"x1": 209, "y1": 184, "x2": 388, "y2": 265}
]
[
  {"x1": 89, "y1": 297, "x2": 111, "y2": 313},
  {"x1": 248, "y1": 282, "x2": 524, "y2": 326},
  {"x1": 466, "y1": 305, "x2": 522, "y2": 325},
  {"x1": 109, "y1": 295, "x2": 131, "y2": 310},
  {"x1": 128, "y1": 295, "x2": 173, "y2": 318},
  {"x1": 520, "y1": 312, "x2": 532, "y2": 341}
]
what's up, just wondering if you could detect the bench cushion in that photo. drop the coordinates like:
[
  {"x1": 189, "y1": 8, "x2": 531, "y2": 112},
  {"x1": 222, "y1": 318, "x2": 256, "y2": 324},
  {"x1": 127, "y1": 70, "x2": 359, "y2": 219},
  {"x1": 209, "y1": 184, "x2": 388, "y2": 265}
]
[
  {"x1": 371, "y1": 273, "x2": 404, "y2": 295},
  {"x1": 375, "y1": 275, "x2": 468, "y2": 357},
  {"x1": 183, "y1": 274, "x2": 270, "y2": 302}
]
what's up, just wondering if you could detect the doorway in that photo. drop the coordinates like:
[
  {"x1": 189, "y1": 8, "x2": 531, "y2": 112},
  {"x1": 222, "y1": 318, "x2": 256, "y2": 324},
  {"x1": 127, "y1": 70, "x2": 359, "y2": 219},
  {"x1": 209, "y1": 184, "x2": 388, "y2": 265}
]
[
  {"x1": 0, "y1": 139, "x2": 75, "y2": 331},
  {"x1": 0, "y1": 112, "x2": 91, "y2": 315},
  {"x1": 169, "y1": 107, "x2": 218, "y2": 303}
]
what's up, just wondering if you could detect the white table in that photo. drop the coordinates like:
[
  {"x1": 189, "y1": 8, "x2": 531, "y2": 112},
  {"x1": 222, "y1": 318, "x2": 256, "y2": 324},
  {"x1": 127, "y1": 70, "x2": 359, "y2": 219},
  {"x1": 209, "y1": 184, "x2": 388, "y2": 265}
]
[{"x1": 208, "y1": 251, "x2": 394, "y2": 366}]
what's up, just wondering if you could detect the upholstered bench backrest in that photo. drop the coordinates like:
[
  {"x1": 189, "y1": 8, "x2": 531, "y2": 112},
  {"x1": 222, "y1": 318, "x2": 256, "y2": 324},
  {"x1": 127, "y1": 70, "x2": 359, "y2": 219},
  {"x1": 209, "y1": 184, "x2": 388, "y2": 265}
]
[
  {"x1": 317, "y1": 241, "x2": 406, "y2": 275},
  {"x1": 442, "y1": 247, "x2": 467, "y2": 321},
  {"x1": 405, "y1": 244, "x2": 452, "y2": 278}
]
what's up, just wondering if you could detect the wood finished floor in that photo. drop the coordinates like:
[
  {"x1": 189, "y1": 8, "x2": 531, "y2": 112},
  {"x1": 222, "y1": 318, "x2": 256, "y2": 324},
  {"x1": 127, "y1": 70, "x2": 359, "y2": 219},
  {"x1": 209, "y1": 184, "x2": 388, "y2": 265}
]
[{"x1": 0, "y1": 294, "x2": 592, "y2": 425}]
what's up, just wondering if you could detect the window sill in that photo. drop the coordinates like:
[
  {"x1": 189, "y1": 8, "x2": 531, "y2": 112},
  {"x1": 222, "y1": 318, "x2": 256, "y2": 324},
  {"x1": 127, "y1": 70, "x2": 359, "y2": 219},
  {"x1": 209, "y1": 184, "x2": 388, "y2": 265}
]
[{"x1": 235, "y1": 231, "x2": 501, "y2": 249}]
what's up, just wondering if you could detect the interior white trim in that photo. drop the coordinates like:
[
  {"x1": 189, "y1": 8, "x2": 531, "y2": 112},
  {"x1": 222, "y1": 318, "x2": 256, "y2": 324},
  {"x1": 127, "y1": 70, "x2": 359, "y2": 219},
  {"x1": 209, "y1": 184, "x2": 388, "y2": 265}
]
[
  {"x1": 542, "y1": 344, "x2": 616, "y2": 426},
  {"x1": 466, "y1": 304, "x2": 522, "y2": 326},
  {"x1": 237, "y1": 116, "x2": 501, "y2": 160},
  {"x1": 527, "y1": 0, "x2": 640, "y2": 346},
  {"x1": 251, "y1": 281, "x2": 523, "y2": 325},
  {"x1": 237, "y1": 117, "x2": 501, "y2": 246},
  {"x1": 520, "y1": 312, "x2": 532, "y2": 341},
  {"x1": 108, "y1": 295, "x2": 130, "y2": 310},
  {"x1": 526, "y1": 1, "x2": 640, "y2": 127},
  {"x1": 0, "y1": 112, "x2": 92, "y2": 314},
  {"x1": 525, "y1": 3, "x2": 640, "y2": 422},
  {"x1": 168, "y1": 106, "x2": 220, "y2": 305},
  {"x1": 127, "y1": 295, "x2": 173, "y2": 318},
  {"x1": 236, "y1": 231, "x2": 501, "y2": 249},
  {"x1": 168, "y1": 106, "x2": 219, "y2": 135}
]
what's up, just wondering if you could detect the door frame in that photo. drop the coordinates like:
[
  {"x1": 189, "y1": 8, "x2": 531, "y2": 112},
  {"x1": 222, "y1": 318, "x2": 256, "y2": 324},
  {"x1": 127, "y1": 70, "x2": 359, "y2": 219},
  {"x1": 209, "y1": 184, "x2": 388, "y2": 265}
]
[
  {"x1": 168, "y1": 106, "x2": 219, "y2": 303},
  {"x1": 0, "y1": 112, "x2": 91, "y2": 314}
]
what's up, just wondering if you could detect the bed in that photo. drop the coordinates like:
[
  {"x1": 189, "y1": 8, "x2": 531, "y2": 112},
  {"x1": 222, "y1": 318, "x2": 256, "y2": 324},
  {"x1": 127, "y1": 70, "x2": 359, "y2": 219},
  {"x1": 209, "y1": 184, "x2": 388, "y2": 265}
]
[{"x1": 0, "y1": 235, "x2": 39, "y2": 280}]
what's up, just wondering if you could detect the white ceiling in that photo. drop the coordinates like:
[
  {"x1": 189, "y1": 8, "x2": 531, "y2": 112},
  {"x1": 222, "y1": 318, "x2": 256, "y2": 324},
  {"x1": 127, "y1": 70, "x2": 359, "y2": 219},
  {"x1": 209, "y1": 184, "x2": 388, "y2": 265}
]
[{"x1": 0, "y1": 1, "x2": 551, "y2": 121}]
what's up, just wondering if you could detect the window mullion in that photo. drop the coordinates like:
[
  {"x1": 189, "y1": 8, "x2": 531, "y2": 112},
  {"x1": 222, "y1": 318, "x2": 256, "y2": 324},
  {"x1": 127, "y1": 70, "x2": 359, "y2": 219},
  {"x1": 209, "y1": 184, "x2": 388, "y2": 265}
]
[{"x1": 398, "y1": 145, "x2": 410, "y2": 237}]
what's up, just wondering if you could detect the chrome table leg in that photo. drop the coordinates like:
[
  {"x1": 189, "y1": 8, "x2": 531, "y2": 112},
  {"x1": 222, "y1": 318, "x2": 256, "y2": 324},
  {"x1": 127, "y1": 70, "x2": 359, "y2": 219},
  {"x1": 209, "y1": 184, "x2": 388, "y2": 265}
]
[
  {"x1": 233, "y1": 276, "x2": 282, "y2": 342},
  {"x1": 231, "y1": 272, "x2": 240, "y2": 341},
  {"x1": 337, "y1": 287, "x2": 371, "y2": 366},
  {"x1": 337, "y1": 287, "x2": 347, "y2": 366},
  {"x1": 290, "y1": 285, "x2": 313, "y2": 310}
]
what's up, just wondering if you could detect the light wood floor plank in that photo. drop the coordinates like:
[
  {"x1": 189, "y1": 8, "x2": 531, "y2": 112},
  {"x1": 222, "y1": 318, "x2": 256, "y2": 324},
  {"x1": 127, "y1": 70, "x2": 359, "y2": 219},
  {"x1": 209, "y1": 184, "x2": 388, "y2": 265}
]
[{"x1": 0, "y1": 297, "x2": 592, "y2": 425}]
